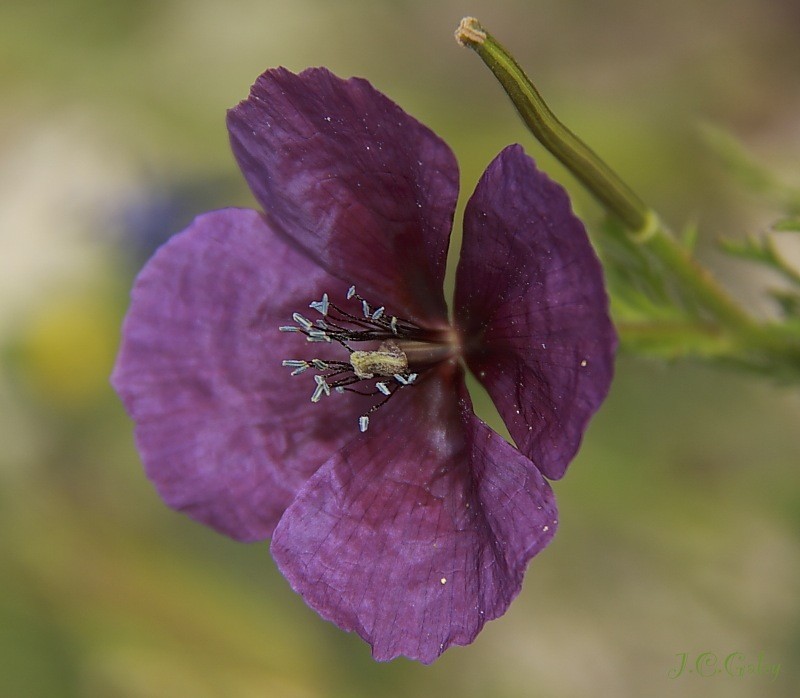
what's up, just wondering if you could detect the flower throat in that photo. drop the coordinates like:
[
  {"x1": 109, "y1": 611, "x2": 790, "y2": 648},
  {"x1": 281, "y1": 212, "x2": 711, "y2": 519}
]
[{"x1": 280, "y1": 286, "x2": 456, "y2": 432}]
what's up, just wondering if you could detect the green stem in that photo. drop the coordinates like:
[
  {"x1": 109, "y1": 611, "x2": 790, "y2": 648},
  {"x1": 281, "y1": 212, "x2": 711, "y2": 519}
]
[
  {"x1": 617, "y1": 320, "x2": 733, "y2": 359},
  {"x1": 455, "y1": 16, "x2": 768, "y2": 342},
  {"x1": 646, "y1": 232, "x2": 760, "y2": 333},
  {"x1": 455, "y1": 17, "x2": 648, "y2": 230}
]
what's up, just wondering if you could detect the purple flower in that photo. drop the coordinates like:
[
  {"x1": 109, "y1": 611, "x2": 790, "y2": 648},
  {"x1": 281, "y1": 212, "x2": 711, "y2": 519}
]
[{"x1": 112, "y1": 67, "x2": 616, "y2": 663}]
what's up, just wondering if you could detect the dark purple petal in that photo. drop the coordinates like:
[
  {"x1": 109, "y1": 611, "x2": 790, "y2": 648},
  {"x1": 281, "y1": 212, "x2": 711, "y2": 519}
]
[
  {"x1": 271, "y1": 367, "x2": 557, "y2": 663},
  {"x1": 455, "y1": 146, "x2": 617, "y2": 480},
  {"x1": 227, "y1": 67, "x2": 458, "y2": 326},
  {"x1": 112, "y1": 208, "x2": 363, "y2": 541}
]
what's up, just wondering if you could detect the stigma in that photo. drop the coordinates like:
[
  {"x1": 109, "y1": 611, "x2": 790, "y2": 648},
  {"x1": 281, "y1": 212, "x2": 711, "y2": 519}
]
[
  {"x1": 350, "y1": 340, "x2": 408, "y2": 378},
  {"x1": 280, "y1": 286, "x2": 449, "y2": 431}
]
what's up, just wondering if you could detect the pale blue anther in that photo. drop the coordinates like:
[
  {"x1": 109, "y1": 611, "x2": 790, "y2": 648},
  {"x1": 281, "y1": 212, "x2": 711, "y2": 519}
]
[
  {"x1": 309, "y1": 293, "x2": 329, "y2": 316},
  {"x1": 292, "y1": 312, "x2": 313, "y2": 330},
  {"x1": 393, "y1": 373, "x2": 417, "y2": 386},
  {"x1": 282, "y1": 359, "x2": 309, "y2": 376}
]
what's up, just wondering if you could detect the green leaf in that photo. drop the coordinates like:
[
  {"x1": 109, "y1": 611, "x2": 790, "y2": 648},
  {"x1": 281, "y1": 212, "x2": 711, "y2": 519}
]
[
  {"x1": 769, "y1": 289, "x2": 800, "y2": 320},
  {"x1": 772, "y1": 218, "x2": 800, "y2": 232},
  {"x1": 699, "y1": 123, "x2": 800, "y2": 215},
  {"x1": 718, "y1": 231, "x2": 800, "y2": 288}
]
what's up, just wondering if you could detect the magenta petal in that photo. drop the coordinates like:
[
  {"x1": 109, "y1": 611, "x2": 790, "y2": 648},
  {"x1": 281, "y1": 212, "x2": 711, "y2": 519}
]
[
  {"x1": 112, "y1": 208, "x2": 362, "y2": 541},
  {"x1": 455, "y1": 146, "x2": 617, "y2": 480},
  {"x1": 271, "y1": 371, "x2": 558, "y2": 663},
  {"x1": 227, "y1": 67, "x2": 458, "y2": 325}
]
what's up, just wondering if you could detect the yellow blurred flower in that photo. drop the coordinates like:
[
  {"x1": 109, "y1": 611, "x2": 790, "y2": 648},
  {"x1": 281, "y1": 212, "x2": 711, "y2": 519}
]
[{"x1": 18, "y1": 286, "x2": 119, "y2": 406}]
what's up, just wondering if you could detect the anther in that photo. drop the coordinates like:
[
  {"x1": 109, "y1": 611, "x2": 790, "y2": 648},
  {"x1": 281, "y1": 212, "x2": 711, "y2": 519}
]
[
  {"x1": 375, "y1": 382, "x2": 391, "y2": 396},
  {"x1": 306, "y1": 330, "x2": 331, "y2": 342},
  {"x1": 347, "y1": 285, "x2": 356, "y2": 299},
  {"x1": 309, "y1": 293, "x2": 329, "y2": 316},
  {"x1": 292, "y1": 313, "x2": 313, "y2": 330},
  {"x1": 283, "y1": 360, "x2": 309, "y2": 376},
  {"x1": 393, "y1": 373, "x2": 417, "y2": 385},
  {"x1": 311, "y1": 359, "x2": 329, "y2": 370},
  {"x1": 371, "y1": 306, "x2": 385, "y2": 320},
  {"x1": 279, "y1": 325, "x2": 301, "y2": 333},
  {"x1": 282, "y1": 360, "x2": 306, "y2": 368},
  {"x1": 390, "y1": 316, "x2": 398, "y2": 335},
  {"x1": 358, "y1": 415, "x2": 370, "y2": 432},
  {"x1": 282, "y1": 359, "x2": 309, "y2": 376},
  {"x1": 311, "y1": 376, "x2": 332, "y2": 403},
  {"x1": 314, "y1": 374, "x2": 331, "y2": 396},
  {"x1": 311, "y1": 382, "x2": 326, "y2": 403},
  {"x1": 361, "y1": 299, "x2": 370, "y2": 318}
]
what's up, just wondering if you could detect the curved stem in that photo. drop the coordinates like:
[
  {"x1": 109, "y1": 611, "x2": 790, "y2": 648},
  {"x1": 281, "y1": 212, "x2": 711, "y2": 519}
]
[
  {"x1": 455, "y1": 17, "x2": 648, "y2": 230},
  {"x1": 455, "y1": 17, "x2": 770, "y2": 342},
  {"x1": 645, "y1": 231, "x2": 761, "y2": 333}
]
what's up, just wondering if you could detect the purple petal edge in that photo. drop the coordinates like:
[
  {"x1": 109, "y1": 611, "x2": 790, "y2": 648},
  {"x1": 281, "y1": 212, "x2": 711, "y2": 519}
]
[
  {"x1": 271, "y1": 371, "x2": 558, "y2": 663},
  {"x1": 226, "y1": 67, "x2": 459, "y2": 327},
  {"x1": 455, "y1": 145, "x2": 617, "y2": 480},
  {"x1": 112, "y1": 208, "x2": 362, "y2": 541}
]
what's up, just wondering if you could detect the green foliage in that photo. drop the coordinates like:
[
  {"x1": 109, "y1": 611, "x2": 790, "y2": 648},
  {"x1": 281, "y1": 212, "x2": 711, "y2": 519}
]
[
  {"x1": 699, "y1": 123, "x2": 800, "y2": 215},
  {"x1": 711, "y1": 132, "x2": 800, "y2": 333},
  {"x1": 595, "y1": 125, "x2": 800, "y2": 380},
  {"x1": 462, "y1": 18, "x2": 800, "y2": 382},
  {"x1": 598, "y1": 218, "x2": 736, "y2": 363}
]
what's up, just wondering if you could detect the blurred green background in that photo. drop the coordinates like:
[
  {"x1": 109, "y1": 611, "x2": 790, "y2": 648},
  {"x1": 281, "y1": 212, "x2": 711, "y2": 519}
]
[{"x1": 1, "y1": 1, "x2": 799, "y2": 696}]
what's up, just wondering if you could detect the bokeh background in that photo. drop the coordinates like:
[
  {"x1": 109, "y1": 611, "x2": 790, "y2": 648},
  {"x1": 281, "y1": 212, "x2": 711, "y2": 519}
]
[{"x1": 2, "y1": 1, "x2": 799, "y2": 696}]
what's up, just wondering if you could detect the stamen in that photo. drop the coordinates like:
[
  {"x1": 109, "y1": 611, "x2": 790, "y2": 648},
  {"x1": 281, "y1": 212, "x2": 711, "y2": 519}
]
[
  {"x1": 292, "y1": 313, "x2": 313, "y2": 330},
  {"x1": 311, "y1": 382, "x2": 326, "y2": 403},
  {"x1": 309, "y1": 293, "x2": 329, "y2": 315},
  {"x1": 282, "y1": 288, "x2": 442, "y2": 433},
  {"x1": 282, "y1": 359, "x2": 309, "y2": 376},
  {"x1": 310, "y1": 375, "x2": 333, "y2": 403},
  {"x1": 393, "y1": 373, "x2": 417, "y2": 385},
  {"x1": 314, "y1": 374, "x2": 331, "y2": 396}
]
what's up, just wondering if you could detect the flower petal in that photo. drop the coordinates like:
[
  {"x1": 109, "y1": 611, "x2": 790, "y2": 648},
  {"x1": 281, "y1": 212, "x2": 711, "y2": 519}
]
[
  {"x1": 227, "y1": 67, "x2": 458, "y2": 326},
  {"x1": 271, "y1": 368, "x2": 557, "y2": 663},
  {"x1": 455, "y1": 146, "x2": 617, "y2": 480},
  {"x1": 112, "y1": 208, "x2": 363, "y2": 541}
]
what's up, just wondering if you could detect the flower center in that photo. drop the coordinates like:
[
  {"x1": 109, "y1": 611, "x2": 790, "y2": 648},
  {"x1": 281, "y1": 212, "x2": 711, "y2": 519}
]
[{"x1": 280, "y1": 285, "x2": 456, "y2": 432}]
